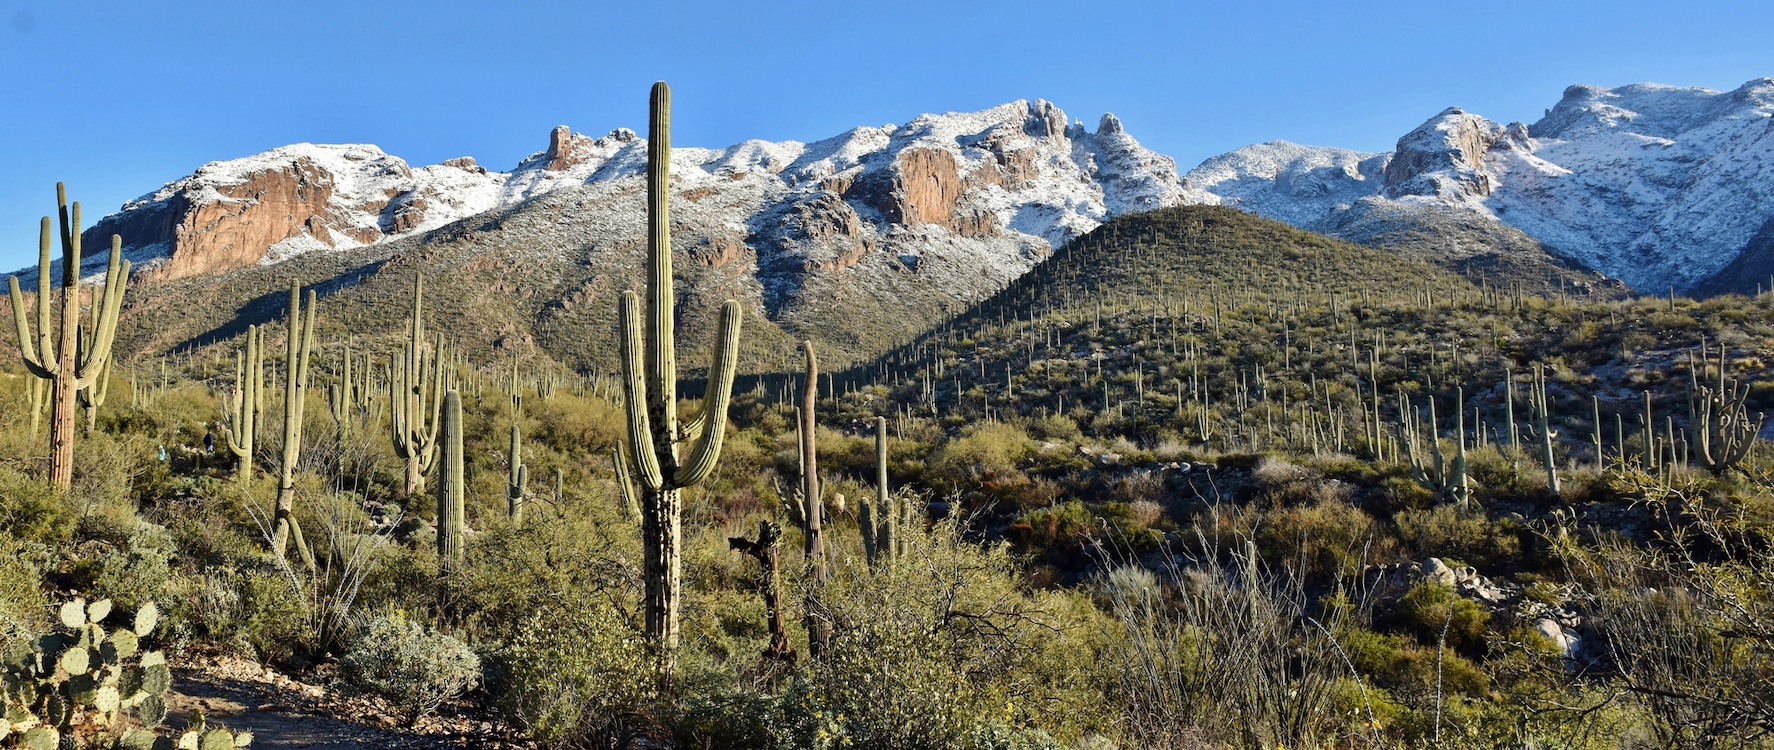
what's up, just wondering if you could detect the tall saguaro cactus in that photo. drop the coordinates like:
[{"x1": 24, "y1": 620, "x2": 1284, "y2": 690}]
[
  {"x1": 7, "y1": 184, "x2": 131, "y2": 488},
  {"x1": 860, "y1": 415, "x2": 899, "y2": 565},
  {"x1": 438, "y1": 390, "x2": 466, "y2": 564},
  {"x1": 799, "y1": 341, "x2": 830, "y2": 656},
  {"x1": 617, "y1": 81, "x2": 746, "y2": 670},
  {"x1": 507, "y1": 424, "x2": 528, "y2": 527},
  {"x1": 273, "y1": 281, "x2": 318, "y2": 568},
  {"x1": 225, "y1": 325, "x2": 265, "y2": 483},
  {"x1": 391, "y1": 274, "x2": 447, "y2": 496}
]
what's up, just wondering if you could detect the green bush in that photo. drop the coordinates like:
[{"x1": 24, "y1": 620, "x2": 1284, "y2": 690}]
[
  {"x1": 0, "y1": 465, "x2": 75, "y2": 544},
  {"x1": 491, "y1": 600, "x2": 658, "y2": 746},
  {"x1": 337, "y1": 612, "x2": 480, "y2": 723}
]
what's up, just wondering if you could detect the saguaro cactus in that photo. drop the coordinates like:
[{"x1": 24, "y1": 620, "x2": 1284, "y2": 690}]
[
  {"x1": 616, "y1": 81, "x2": 746, "y2": 669},
  {"x1": 1692, "y1": 343, "x2": 1764, "y2": 473},
  {"x1": 391, "y1": 274, "x2": 447, "y2": 496},
  {"x1": 859, "y1": 415, "x2": 899, "y2": 564},
  {"x1": 273, "y1": 281, "x2": 318, "y2": 568},
  {"x1": 438, "y1": 390, "x2": 465, "y2": 564},
  {"x1": 1526, "y1": 365, "x2": 1561, "y2": 497},
  {"x1": 507, "y1": 424, "x2": 528, "y2": 527},
  {"x1": 799, "y1": 341, "x2": 830, "y2": 656},
  {"x1": 1402, "y1": 389, "x2": 1471, "y2": 508},
  {"x1": 226, "y1": 326, "x2": 264, "y2": 484},
  {"x1": 7, "y1": 184, "x2": 131, "y2": 488}
]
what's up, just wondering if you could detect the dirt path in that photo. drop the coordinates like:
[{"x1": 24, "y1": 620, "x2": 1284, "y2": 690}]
[{"x1": 164, "y1": 656, "x2": 522, "y2": 749}]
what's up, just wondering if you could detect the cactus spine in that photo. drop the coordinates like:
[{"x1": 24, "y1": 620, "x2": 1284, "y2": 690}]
[
  {"x1": 391, "y1": 274, "x2": 447, "y2": 496},
  {"x1": 273, "y1": 281, "x2": 318, "y2": 569},
  {"x1": 438, "y1": 389, "x2": 465, "y2": 564},
  {"x1": 225, "y1": 326, "x2": 264, "y2": 483},
  {"x1": 507, "y1": 424, "x2": 528, "y2": 527},
  {"x1": 6, "y1": 184, "x2": 131, "y2": 488},
  {"x1": 616, "y1": 82, "x2": 746, "y2": 669}
]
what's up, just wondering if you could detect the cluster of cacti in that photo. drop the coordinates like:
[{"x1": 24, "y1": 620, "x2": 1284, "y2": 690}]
[
  {"x1": 390, "y1": 274, "x2": 452, "y2": 496},
  {"x1": 438, "y1": 390, "x2": 466, "y2": 565},
  {"x1": 1691, "y1": 340, "x2": 1764, "y2": 473},
  {"x1": 6, "y1": 184, "x2": 131, "y2": 488},
  {"x1": 858, "y1": 416, "x2": 904, "y2": 564},
  {"x1": 1399, "y1": 388, "x2": 1471, "y2": 509},
  {"x1": 615, "y1": 81, "x2": 746, "y2": 673},
  {"x1": 1524, "y1": 365, "x2": 1561, "y2": 496},
  {"x1": 327, "y1": 342, "x2": 375, "y2": 428},
  {"x1": 0, "y1": 598, "x2": 245, "y2": 749},
  {"x1": 225, "y1": 327, "x2": 265, "y2": 484},
  {"x1": 507, "y1": 424, "x2": 528, "y2": 527},
  {"x1": 272, "y1": 281, "x2": 318, "y2": 569}
]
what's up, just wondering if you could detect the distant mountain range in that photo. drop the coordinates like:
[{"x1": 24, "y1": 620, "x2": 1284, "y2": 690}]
[
  {"x1": 27, "y1": 78, "x2": 1774, "y2": 300},
  {"x1": 9, "y1": 77, "x2": 1772, "y2": 370},
  {"x1": 1189, "y1": 78, "x2": 1774, "y2": 295}
]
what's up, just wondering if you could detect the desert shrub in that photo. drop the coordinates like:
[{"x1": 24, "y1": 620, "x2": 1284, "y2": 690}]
[
  {"x1": 0, "y1": 539, "x2": 51, "y2": 643},
  {"x1": 1264, "y1": 495, "x2": 1384, "y2": 577},
  {"x1": 491, "y1": 599, "x2": 658, "y2": 746},
  {"x1": 1391, "y1": 582, "x2": 1491, "y2": 654},
  {"x1": 68, "y1": 520, "x2": 174, "y2": 611},
  {"x1": 0, "y1": 465, "x2": 75, "y2": 544},
  {"x1": 1393, "y1": 504, "x2": 1522, "y2": 571},
  {"x1": 778, "y1": 516, "x2": 1107, "y2": 749},
  {"x1": 337, "y1": 612, "x2": 481, "y2": 722}
]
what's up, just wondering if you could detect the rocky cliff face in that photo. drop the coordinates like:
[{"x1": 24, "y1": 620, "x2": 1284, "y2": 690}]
[
  {"x1": 37, "y1": 100, "x2": 1200, "y2": 313},
  {"x1": 1187, "y1": 78, "x2": 1774, "y2": 294}
]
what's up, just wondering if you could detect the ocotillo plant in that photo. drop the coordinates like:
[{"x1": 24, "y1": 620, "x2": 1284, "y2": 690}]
[
  {"x1": 507, "y1": 424, "x2": 528, "y2": 527},
  {"x1": 616, "y1": 81, "x2": 745, "y2": 671},
  {"x1": 226, "y1": 326, "x2": 264, "y2": 484},
  {"x1": 273, "y1": 281, "x2": 318, "y2": 569},
  {"x1": 391, "y1": 274, "x2": 447, "y2": 496},
  {"x1": 438, "y1": 389, "x2": 465, "y2": 564},
  {"x1": 6, "y1": 184, "x2": 131, "y2": 488}
]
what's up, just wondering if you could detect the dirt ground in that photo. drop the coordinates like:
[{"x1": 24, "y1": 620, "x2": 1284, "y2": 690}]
[{"x1": 164, "y1": 654, "x2": 528, "y2": 749}]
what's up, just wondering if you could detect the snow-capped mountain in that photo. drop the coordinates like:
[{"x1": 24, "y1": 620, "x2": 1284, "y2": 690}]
[
  {"x1": 41, "y1": 99, "x2": 1201, "y2": 302},
  {"x1": 1186, "y1": 78, "x2": 1774, "y2": 294}
]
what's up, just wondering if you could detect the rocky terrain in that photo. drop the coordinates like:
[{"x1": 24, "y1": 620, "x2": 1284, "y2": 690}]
[{"x1": 1188, "y1": 78, "x2": 1774, "y2": 294}]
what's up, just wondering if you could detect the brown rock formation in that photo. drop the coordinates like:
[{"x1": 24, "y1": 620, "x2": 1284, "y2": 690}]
[
  {"x1": 128, "y1": 158, "x2": 347, "y2": 282},
  {"x1": 886, "y1": 148, "x2": 963, "y2": 227},
  {"x1": 545, "y1": 125, "x2": 596, "y2": 171}
]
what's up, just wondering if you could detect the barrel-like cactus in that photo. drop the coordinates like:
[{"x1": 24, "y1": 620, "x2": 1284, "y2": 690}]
[
  {"x1": 272, "y1": 281, "x2": 318, "y2": 568},
  {"x1": 6, "y1": 184, "x2": 131, "y2": 488},
  {"x1": 438, "y1": 389, "x2": 466, "y2": 564},
  {"x1": 225, "y1": 326, "x2": 264, "y2": 484},
  {"x1": 507, "y1": 424, "x2": 528, "y2": 527},
  {"x1": 616, "y1": 82, "x2": 745, "y2": 670}
]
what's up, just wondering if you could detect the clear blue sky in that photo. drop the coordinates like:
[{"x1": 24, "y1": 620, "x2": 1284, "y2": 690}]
[{"x1": 3, "y1": 0, "x2": 1771, "y2": 273}]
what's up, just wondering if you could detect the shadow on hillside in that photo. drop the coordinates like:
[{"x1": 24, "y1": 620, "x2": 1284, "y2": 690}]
[{"x1": 169, "y1": 258, "x2": 393, "y2": 356}]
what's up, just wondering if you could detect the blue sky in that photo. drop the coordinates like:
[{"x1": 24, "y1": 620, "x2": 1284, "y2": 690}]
[{"x1": 2, "y1": 0, "x2": 1771, "y2": 273}]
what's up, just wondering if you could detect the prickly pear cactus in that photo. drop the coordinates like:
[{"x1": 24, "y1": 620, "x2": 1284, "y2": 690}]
[{"x1": 0, "y1": 598, "x2": 251, "y2": 749}]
